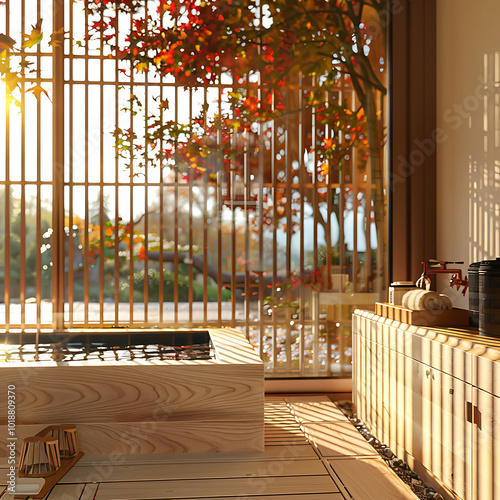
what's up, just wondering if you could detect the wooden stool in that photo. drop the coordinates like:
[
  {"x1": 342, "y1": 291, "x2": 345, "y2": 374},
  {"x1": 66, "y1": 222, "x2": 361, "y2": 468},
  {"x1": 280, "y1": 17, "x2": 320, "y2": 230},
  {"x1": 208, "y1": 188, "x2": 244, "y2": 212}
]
[
  {"x1": 18, "y1": 436, "x2": 61, "y2": 477},
  {"x1": 16, "y1": 426, "x2": 84, "y2": 499},
  {"x1": 37, "y1": 425, "x2": 79, "y2": 459}
]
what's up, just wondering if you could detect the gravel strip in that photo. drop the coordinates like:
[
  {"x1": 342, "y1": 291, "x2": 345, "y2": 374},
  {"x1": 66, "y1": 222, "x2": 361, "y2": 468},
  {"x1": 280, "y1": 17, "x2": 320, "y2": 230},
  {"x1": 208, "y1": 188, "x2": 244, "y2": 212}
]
[{"x1": 335, "y1": 401, "x2": 445, "y2": 500}]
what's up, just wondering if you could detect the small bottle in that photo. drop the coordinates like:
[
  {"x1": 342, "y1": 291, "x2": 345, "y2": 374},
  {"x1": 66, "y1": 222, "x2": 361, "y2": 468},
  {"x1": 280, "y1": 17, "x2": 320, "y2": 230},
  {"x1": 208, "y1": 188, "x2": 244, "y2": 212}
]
[{"x1": 388, "y1": 281, "x2": 417, "y2": 306}]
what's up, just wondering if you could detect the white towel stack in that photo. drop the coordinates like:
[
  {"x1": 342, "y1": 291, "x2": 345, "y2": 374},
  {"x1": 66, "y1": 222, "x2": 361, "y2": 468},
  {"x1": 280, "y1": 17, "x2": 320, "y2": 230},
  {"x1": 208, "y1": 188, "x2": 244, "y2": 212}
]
[{"x1": 402, "y1": 289, "x2": 453, "y2": 311}]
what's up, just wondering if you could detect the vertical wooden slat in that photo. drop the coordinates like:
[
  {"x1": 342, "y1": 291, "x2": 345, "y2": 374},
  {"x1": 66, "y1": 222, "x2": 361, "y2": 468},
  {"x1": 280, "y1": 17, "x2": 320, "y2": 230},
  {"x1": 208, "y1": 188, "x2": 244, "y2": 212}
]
[
  {"x1": 325, "y1": 88, "x2": 334, "y2": 376},
  {"x1": 351, "y1": 91, "x2": 359, "y2": 294},
  {"x1": 188, "y1": 167, "x2": 193, "y2": 326},
  {"x1": 299, "y1": 74, "x2": 306, "y2": 376},
  {"x1": 19, "y1": 0, "x2": 26, "y2": 332},
  {"x1": 129, "y1": 184, "x2": 134, "y2": 326},
  {"x1": 173, "y1": 87, "x2": 179, "y2": 324},
  {"x1": 325, "y1": 99, "x2": 332, "y2": 288},
  {"x1": 285, "y1": 115, "x2": 292, "y2": 373},
  {"x1": 3, "y1": 0, "x2": 11, "y2": 334},
  {"x1": 217, "y1": 85, "x2": 222, "y2": 324},
  {"x1": 114, "y1": 8, "x2": 120, "y2": 327},
  {"x1": 311, "y1": 77, "x2": 319, "y2": 376},
  {"x1": 128, "y1": 11, "x2": 134, "y2": 327},
  {"x1": 143, "y1": 3, "x2": 150, "y2": 325},
  {"x1": 338, "y1": 84, "x2": 345, "y2": 289},
  {"x1": 53, "y1": 0, "x2": 65, "y2": 330},
  {"x1": 202, "y1": 89, "x2": 208, "y2": 326},
  {"x1": 244, "y1": 123, "x2": 250, "y2": 338},
  {"x1": 99, "y1": 17, "x2": 105, "y2": 327},
  {"x1": 230, "y1": 170, "x2": 236, "y2": 326},
  {"x1": 83, "y1": 2, "x2": 90, "y2": 326},
  {"x1": 365, "y1": 147, "x2": 373, "y2": 291},
  {"x1": 67, "y1": 0, "x2": 75, "y2": 328},
  {"x1": 158, "y1": 82, "x2": 164, "y2": 325},
  {"x1": 257, "y1": 3, "x2": 265, "y2": 367},
  {"x1": 257, "y1": 122, "x2": 265, "y2": 364},
  {"x1": 35, "y1": 0, "x2": 42, "y2": 333},
  {"x1": 271, "y1": 96, "x2": 278, "y2": 372},
  {"x1": 188, "y1": 88, "x2": 193, "y2": 325},
  {"x1": 144, "y1": 73, "x2": 149, "y2": 326},
  {"x1": 217, "y1": 167, "x2": 222, "y2": 323}
]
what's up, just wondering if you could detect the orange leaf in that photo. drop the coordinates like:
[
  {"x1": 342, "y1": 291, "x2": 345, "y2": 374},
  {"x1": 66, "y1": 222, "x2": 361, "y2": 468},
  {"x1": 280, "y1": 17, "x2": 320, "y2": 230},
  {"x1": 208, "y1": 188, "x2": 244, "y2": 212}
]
[
  {"x1": 48, "y1": 27, "x2": 65, "y2": 48},
  {"x1": 22, "y1": 18, "x2": 43, "y2": 49},
  {"x1": 27, "y1": 84, "x2": 51, "y2": 101},
  {"x1": 0, "y1": 33, "x2": 16, "y2": 50}
]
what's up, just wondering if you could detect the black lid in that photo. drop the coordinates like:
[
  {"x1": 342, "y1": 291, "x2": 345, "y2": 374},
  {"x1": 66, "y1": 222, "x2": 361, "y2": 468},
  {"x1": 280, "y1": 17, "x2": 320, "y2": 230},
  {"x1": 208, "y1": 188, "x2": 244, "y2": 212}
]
[
  {"x1": 469, "y1": 261, "x2": 482, "y2": 269},
  {"x1": 479, "y1": 258, "x2": 500, "y2": 271}
]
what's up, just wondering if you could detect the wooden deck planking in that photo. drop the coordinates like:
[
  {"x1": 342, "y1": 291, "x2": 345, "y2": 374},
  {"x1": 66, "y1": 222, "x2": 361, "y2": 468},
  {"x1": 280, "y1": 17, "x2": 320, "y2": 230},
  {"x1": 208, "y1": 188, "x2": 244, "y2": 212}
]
[
  {"x1": 80, "y1": 483, "x2": 100, "y2": 500},
  {"x1": 3, "y1": 396, "x2": 423, "y2": 500},
  {"x1": 76, "y1": 444, "x2": 318, "y2": 467},
  {"x1": 44, "y1": 484, "x2": 86, "y2": 499},
  {"x1": 287, "y1": 402, "x2": 347, "y2": 424},
  {"x1": 328, "y1": 458, "x2": 418, "y2": 500},
  {"x1": 62, "y1": 459, "x2": 328, "y2": 483},
  {"x1": 94, "y1": 476, "x2": 340, "y2": 499},
  {"x1": 264, "y1": 438, "x2": 309, "y2": 446},
  {"x1": 183, "y1": 496, "x2": 345, "y2": 500},
  {"x1": 302, "y1": 422, "x2": 379, "y2": 458}
]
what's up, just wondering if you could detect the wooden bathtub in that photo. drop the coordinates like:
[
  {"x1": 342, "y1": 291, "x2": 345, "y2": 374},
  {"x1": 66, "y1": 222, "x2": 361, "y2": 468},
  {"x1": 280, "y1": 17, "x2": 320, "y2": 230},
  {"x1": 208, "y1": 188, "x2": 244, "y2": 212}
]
[{"x1": 0, "y1": 328, "x2": 264, "y2": 457}]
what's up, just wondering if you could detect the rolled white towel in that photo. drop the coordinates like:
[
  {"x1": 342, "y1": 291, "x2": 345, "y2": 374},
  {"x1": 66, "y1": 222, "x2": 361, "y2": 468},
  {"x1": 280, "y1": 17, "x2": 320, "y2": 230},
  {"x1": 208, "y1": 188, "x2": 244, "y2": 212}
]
[
  {"x1": 402, "y1": 289, "x2": 444, "y2": 311},
  {"x1": 402, "y1": 289, "x2": 424, "y2": 309},
  {"x1": 439, "y1": 294, "x2": 453, "y2": 310},
  {"x1": 401, "y1": 290, "x2": 413, "y2": 309}
]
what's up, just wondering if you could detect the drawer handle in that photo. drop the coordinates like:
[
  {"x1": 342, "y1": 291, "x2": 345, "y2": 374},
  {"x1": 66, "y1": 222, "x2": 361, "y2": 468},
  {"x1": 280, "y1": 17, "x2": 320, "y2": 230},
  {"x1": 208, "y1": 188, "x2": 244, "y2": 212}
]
[
  {"x1": 474, "y1": 406, "x2": 482, "y2": 429},
  {"x1": 466, "y1": 401, "x2": 473, "y2": 423}
]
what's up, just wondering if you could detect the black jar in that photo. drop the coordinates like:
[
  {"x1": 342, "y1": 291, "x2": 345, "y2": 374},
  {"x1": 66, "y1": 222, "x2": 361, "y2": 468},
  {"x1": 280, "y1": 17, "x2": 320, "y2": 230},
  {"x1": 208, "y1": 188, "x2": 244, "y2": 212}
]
[
  {"x1": 468, "y1": 261, "x2": 481, "y2": 327},
  {"x1": 479, "y1": 258, "x2": 500, "y2": 337}
]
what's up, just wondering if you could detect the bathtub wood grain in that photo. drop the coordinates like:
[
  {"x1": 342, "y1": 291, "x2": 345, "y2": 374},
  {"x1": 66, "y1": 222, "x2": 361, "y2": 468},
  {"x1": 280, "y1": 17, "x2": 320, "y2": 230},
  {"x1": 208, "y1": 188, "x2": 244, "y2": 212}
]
[
  {"x1": 0, "y1": 328, "x2": 264, "y2": 455},
  {"x1": 0, "y1": 364, "x2": 263, "y2": 424},
  {"x1": 0, "y1": 419, "x2": 264, "y2": 457}
]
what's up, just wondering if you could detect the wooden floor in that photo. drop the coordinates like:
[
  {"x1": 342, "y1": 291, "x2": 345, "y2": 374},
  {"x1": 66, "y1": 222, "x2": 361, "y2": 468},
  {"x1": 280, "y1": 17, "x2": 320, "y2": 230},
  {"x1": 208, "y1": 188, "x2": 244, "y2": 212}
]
[{"x1": 1, "y1": 396, "x2": 417, "y2": 500}]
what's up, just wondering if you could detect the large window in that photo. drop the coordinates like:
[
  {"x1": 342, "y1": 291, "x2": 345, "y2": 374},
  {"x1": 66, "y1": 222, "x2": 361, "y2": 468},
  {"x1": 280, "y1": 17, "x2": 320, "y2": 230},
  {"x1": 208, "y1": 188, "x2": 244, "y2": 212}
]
[{"x1": 0, "y1": 0, "x2": 388, "y2": 377}]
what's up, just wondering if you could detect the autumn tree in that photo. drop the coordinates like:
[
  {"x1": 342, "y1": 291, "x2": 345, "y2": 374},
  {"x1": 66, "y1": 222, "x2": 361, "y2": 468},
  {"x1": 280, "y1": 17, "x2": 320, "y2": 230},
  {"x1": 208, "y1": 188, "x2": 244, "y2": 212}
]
[{"x1": 87, "y1": 0, "x2": 387, "y2": 290}]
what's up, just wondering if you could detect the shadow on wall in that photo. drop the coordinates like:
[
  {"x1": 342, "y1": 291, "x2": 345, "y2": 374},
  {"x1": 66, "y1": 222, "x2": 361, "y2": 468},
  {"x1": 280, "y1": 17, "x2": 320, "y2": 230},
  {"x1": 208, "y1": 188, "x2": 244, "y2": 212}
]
[{"x1": 469, "y1": 50, "x2": 500, "y2": 262}]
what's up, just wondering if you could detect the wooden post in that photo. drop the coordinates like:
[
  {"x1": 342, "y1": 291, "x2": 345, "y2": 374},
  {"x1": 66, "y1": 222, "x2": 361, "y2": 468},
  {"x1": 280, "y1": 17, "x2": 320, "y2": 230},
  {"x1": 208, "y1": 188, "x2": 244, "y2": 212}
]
[{"x1": 52, "y1": 0, "x2": 65, "y2": 331}]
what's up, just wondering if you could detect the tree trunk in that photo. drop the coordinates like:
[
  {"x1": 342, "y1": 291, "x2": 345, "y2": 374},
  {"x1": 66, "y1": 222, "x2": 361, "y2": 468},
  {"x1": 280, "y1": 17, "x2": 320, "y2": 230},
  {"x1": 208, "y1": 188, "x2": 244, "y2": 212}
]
[{"x1": 364, "y1": 86, "x2": 385, "y2": 293}]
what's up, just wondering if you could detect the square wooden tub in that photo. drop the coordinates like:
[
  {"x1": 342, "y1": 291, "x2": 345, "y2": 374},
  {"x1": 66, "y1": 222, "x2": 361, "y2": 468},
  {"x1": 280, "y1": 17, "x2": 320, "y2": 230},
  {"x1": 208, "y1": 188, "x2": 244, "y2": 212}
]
[{"x1": 0, "y1": 328, "x2": 264, "y2": 456}]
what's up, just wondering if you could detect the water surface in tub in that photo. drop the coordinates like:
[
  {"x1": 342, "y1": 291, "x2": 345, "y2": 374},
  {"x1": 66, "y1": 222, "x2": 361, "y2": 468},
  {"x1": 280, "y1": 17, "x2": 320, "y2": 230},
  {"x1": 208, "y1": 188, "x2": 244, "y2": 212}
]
[{"x1": 0, "y1": 330, "x2": 215, "y2": 362}]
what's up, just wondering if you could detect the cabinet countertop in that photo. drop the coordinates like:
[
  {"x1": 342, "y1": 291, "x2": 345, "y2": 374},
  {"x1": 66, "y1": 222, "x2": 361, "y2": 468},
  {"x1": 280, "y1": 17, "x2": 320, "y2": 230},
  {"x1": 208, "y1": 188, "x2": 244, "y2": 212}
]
[{"x1": 353, "y1": 308, "x2": 500, "y2": 362}]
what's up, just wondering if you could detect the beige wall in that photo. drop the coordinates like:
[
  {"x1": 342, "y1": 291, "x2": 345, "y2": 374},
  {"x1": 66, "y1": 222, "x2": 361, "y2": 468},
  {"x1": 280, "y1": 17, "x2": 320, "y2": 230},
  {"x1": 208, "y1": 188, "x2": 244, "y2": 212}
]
[{"x1": 436, "y1": 0, "x2": 500, "y2": 308}]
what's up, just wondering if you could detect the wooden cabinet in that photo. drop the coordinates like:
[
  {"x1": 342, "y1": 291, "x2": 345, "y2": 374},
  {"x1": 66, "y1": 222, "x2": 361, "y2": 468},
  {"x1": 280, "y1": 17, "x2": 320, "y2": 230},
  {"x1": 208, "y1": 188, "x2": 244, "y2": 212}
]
[{"x1": 353, "y1": 310, "x2": 500, "y2": 500}]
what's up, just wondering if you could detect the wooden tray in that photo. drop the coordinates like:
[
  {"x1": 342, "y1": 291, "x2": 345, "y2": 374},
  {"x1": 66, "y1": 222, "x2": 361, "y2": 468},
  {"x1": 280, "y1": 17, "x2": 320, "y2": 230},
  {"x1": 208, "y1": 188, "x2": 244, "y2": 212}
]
[
  {"x1": 375, "y1": 302, "x2": 470, "y2": 327},
  {"x1": 15, "y1": 452, "x2": 84, "y2": 499}
]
